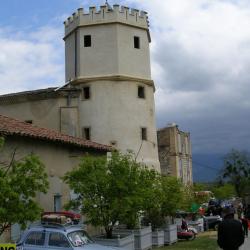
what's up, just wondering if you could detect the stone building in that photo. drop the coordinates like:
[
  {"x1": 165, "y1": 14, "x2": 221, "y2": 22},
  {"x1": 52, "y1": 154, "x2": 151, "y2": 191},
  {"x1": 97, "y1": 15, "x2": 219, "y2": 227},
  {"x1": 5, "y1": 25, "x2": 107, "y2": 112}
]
[
  {"x1": 0, "y1": 3, "x2": 160, "y2": 171},
  {"x1": 157, "y1": 124, "x2": 193, "y2": 184}
]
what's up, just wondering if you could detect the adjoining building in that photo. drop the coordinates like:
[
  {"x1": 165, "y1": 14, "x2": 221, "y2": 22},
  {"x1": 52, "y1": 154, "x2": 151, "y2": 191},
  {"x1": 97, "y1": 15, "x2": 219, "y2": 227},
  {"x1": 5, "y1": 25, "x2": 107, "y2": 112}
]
[
  {"x1": 0, "y1": 114, "x2": 111, "y2": 212},
  {"x1": 0, "y1": 3, "x2": 160, "y2": 171},
  {"x1": 157, "y1": 123, "x2": 193, "y2": 184},
  {"x1": 0, "y1": 114, "x2": 111, "y2": 241}
]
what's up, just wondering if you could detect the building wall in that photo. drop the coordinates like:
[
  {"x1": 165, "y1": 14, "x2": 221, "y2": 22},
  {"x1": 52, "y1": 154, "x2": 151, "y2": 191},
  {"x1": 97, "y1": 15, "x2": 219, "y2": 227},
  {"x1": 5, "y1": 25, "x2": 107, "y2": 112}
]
[
  {"x1": 77, "y1": 80, "x2": 159, "y2": 170},
  {"x1": 157, "y1": 125, "x2": 193, "y2": 184},
  {"x1": 0, "y1": 136, "x2": 103, "y2": 211},
  {"x1": 0, "y1": 97, "x2": 80, "y2": 137},
  {"x1": 63, "y1": 5, "x2": 160, "y2": 171}
]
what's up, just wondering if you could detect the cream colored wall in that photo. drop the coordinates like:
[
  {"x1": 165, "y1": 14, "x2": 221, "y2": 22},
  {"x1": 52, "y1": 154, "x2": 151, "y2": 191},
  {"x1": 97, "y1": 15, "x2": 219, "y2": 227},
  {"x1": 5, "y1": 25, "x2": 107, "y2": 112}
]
[
  {"x1": 77, "y1": 25, "x2": 119, "y2": 79},
  {"x1": 0, "y1": 97, "x2": 80, "y2": 137},
  {"x1": 1, "y1": 136, "x2": 100, "y2": 211},
  {"x1": 64, "y1": 6, "x2": 160, "y2": 171},
  {"x1": 65, "y1": 33, "x2": 76, "y2": 81},
  {"x1": 66, "y1": 23, "x2": 151, "y2": 81},
  {"x1": 117, "y1": 24, "x2": 151, "y2": 79},
  {"x1": 0, "y1": 98, "x2": 64, "y2": 131},
  {"x1": 78, "y1": 80, "x2": 160, "y2": 171}
]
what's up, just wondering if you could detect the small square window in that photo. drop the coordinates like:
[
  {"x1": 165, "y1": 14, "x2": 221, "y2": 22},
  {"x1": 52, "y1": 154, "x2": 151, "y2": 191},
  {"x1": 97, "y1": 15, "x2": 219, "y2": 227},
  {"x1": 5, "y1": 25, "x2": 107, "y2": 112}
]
[
  {"x1": 134, "y1": 36, "x2": 140, "y2": 49},
  {"x1": 25, "y1": 120, "x2": 33, "y2": 124},
  {"x1": 84, "y1": 35, "x2": 91, "y2": 47},
  {"x1": 110, "y1": 140, "x2": 117, "y2": 147},
  {"x1": 82, "y1": 86, "x2": 90, "y2": 100},
  {"x1": 82, "y1": 127, "x2": 91, "y2": 140},
  {"x1": 138, "y1": 86, "x2": 145, "y2": 98},
  {"x1": 141, "y1": 127, "x2": 147, "y2": 141}
]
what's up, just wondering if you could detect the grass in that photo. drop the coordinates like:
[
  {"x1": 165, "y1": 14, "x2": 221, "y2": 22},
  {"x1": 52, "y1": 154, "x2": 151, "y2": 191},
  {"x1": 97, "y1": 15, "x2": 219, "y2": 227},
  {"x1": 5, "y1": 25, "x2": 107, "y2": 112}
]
[{"x1": 159, "y1": 231, "x2": 219, "y2": 250}]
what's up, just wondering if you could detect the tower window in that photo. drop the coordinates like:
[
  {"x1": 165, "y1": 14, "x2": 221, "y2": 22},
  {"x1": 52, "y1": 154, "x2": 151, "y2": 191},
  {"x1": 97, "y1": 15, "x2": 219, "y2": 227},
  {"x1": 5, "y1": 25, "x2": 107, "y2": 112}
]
[
  {"x1": 82, "y1": 127, "x2": 91, "y2": 140},
  {"x1": 141, "y1": 127, "x2": 147, "y2": 141},
  {"x1": 84, "y1": 35, "x2": 91, "y2": 47},
  {"x1": 82, "y1": 86, "x2": 90, "y2": 100},
  {"x1": 138, "y1": 86, "x2": 145, "y2": 98},
  {"x1": 134, "y1": 36, "x2": 140, "y2": 49}
]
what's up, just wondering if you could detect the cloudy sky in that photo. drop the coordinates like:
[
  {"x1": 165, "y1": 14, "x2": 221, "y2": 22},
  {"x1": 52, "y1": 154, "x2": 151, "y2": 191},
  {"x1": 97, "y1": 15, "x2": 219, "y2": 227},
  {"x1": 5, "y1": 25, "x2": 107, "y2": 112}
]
[{"x1": 1, "y1": 0, "x2": 250, "y2": 168}]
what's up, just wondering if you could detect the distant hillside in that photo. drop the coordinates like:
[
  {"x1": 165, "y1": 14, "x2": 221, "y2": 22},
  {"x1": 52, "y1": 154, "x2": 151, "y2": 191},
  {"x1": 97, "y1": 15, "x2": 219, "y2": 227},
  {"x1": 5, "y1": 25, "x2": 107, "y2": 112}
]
[{"x1": 192, "y1": 154, "x2": 224, "y2": 182}]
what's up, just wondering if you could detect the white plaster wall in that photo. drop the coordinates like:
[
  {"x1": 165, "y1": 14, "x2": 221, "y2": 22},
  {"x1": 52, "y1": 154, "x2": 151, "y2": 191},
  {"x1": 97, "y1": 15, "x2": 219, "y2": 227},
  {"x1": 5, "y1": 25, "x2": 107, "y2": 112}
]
[
  {"x1": 78, "y1": 81, "x2": 160, "y2": 171},
  {"x1": 117, "y1": 24, "x2": 151, "y2": 79},
  {"x1": 77, "y1": 24, "x2": 119, "y2": 78},
  {"x1": 0, "y1": 97, "x2": 79, "y2": 134},
  {"x1": 65, "y1": 23, "x2": 151, "y2": 80},
  {"x1": 65, "y1": 33, "x2": 76, "y2": 81}
]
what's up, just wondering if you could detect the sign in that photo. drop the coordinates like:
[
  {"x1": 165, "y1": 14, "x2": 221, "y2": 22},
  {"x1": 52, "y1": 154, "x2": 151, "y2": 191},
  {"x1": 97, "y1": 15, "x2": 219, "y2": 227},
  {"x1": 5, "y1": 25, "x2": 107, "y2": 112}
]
[{"x1": 0, "y1": 244, "x2": 16, "y2": 250}]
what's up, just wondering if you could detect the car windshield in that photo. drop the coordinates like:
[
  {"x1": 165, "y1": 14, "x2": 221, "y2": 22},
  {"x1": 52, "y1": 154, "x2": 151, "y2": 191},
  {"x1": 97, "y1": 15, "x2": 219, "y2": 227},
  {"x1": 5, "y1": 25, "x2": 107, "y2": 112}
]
[{"x1": 68, "y1": 230, "x2": 93, "y2": 247}]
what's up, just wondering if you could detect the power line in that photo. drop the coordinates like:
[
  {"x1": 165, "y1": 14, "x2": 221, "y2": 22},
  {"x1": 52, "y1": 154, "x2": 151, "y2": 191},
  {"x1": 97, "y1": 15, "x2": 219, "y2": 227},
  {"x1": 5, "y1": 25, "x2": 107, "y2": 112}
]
[{"x1": 192, "y1": 160, "x2": 221, "y2": 172}]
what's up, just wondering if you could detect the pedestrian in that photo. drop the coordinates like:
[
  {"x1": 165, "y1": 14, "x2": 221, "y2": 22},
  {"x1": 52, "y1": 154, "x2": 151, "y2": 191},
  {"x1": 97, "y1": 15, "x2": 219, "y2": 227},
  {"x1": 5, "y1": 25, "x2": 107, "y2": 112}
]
[
  {"x1": 241, "y1": 215, "x2": 249, "y2": 237},
  {"x1": 181, "y1": 218, "x2": 188, "y2": 231},
  {"x1": 217, "y1": 207, "x2": 245, "y2": 250}
]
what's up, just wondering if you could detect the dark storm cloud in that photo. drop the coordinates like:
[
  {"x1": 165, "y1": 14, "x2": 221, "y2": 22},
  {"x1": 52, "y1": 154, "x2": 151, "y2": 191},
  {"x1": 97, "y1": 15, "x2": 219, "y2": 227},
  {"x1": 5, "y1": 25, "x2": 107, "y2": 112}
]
[{"x1": 127, "y1": 0, "x2": 250, "y2": 154}]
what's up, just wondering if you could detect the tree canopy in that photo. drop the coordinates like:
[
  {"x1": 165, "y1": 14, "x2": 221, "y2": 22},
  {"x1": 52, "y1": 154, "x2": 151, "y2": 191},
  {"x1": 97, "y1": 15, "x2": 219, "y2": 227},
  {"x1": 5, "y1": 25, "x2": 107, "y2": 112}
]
[
  {"x1": 64, "y1": 152, "x2": 166, "y2": 238},
  {"x1": 0, "y1": 137, "x2": 49, "y2": 236},
  {"x1": 219, "y1": 149, "x2": 250, "y2": 197}
]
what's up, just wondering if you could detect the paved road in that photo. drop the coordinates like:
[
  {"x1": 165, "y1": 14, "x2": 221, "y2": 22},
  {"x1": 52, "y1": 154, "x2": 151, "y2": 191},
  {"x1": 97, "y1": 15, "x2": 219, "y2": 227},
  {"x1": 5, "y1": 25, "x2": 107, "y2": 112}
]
[{"x1": 239, "y1": 235, "x2": 250, "y2": 250}]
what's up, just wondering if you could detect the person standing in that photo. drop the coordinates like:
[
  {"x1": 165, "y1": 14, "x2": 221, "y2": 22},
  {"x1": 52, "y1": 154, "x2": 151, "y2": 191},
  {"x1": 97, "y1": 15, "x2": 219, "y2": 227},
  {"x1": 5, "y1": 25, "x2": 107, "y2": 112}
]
[
  {"x1": 241, "y1": 216, "x2": 249, "y2": 237},
  {"x1": 217, "y1": 208, "x2": 245, "y2": 250}
]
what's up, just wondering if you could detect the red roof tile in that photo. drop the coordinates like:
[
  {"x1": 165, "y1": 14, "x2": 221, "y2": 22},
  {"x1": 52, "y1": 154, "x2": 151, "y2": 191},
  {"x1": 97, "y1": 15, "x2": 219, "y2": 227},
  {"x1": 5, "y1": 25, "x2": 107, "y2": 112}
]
[{"x1": 0, "y1": 114, "x2": 111, "y2": 152}]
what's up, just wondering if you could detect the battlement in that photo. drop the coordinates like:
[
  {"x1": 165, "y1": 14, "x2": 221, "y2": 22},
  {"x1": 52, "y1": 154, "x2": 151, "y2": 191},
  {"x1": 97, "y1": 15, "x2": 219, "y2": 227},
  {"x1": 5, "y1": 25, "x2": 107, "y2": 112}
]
[{"x1": 64, "y1": 4, "x2": 149, "y2": 37}]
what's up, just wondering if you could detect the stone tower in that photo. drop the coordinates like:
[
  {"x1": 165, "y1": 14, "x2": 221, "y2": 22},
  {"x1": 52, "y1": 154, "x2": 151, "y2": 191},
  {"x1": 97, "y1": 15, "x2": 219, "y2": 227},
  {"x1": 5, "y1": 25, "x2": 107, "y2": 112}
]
[{"x1": 64, "y1": 4, "x2": 160, "y2": 171}]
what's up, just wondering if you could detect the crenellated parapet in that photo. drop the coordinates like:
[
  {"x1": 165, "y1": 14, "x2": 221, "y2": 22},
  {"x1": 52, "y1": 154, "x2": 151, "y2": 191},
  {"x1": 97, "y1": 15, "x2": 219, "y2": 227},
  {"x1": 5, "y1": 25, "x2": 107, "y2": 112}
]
[{"x1": 64, "y1": 4, "x2": 149, "y2": 37}]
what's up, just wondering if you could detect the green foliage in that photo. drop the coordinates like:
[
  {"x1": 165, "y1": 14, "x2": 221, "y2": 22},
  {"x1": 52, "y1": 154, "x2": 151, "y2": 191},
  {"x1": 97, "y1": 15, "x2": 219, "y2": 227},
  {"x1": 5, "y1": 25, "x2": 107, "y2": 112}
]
[
  {"x1": 211, "y1": 183, "x2": 236, "y2": 200},
  {"x1": 64, "y1": 152, "x2": 158, "y2": 238},
  {"x1": 0, "y1": 139, "x2": 49, "y2": 236},
  {"x1": 0, "y1": 137, "x2": 4, "y2": 148},
  {"x1": 179, "y1": 185, "x2": 195, "y2": 211},
  {"x1": 219, "y1": 149, "x2": 250, "y2": 197},
  {"x1": 161, "y1": 176, "x2": 184, "y2": 217}
]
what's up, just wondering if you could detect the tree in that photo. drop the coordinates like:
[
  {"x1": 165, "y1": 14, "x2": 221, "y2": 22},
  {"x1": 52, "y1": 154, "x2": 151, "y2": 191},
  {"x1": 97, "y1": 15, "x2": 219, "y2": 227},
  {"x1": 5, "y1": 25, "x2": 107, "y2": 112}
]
[
  {"x1": 0, "y1": 137, "x2": 49, "y2": 236},
  {"x1": 161, "y1": 176, "x2": 184, "y2": 219},
  {"x1": 219, "y1": 149, "x2": 250, "y2": 197},
  {"x1": 212, "y1": 183, "x2": 236, "y2": 200},
  {"x1": 63, "y1": 152, "x2": 159, "y2": 238}
]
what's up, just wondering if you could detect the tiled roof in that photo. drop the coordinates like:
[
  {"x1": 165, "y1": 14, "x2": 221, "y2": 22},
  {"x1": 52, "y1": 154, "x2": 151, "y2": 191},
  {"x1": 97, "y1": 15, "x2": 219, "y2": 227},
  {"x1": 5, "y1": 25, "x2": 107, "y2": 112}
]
[{"x1": 0, "y1": 114, "x2": 111, "y2": 152}]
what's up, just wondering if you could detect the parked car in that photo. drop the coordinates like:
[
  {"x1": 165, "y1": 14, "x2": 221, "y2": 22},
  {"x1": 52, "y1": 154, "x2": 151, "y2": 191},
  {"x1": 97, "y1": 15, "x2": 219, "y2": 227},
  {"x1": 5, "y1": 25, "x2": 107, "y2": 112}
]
[
  {"x1": 16, "y1": 223, "x2": 121, "y2": 250},
  {"x1": 203, "y1": 215, "x2": 222, "y2": 230}
]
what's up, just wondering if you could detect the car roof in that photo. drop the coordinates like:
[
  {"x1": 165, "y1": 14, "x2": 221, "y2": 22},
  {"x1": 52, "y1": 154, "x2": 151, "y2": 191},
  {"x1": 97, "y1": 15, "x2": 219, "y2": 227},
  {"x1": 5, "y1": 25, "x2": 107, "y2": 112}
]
[{"x1": 26, "y1": 223, "x2": 84, "y2": 234}]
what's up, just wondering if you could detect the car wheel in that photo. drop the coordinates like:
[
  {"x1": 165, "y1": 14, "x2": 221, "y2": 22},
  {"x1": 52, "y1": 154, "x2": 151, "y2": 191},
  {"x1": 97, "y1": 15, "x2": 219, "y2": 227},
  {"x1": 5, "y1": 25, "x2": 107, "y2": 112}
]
[
  {"x1": 187, "y1": 231, "x2": 196, "y2": 241},
  {"x1": 214, "y1": 224, "x2": 219, "y2": 231}
]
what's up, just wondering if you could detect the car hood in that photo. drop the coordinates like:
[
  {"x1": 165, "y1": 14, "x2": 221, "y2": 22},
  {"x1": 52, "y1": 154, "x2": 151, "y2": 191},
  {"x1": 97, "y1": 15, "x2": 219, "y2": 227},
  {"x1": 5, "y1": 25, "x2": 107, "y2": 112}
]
[{"x1": 78, "y1": 243, "x2": 121, "y2": 250}]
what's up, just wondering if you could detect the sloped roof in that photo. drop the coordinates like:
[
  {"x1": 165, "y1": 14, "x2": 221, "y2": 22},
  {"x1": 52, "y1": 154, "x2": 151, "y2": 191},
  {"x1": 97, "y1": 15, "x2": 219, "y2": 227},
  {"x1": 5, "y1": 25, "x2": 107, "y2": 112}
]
[
  {"x1": 0, "y1": 87, "x2": 80, "y2": 104},
  {"x1": 0, "y1": 114, "x2": 111, "y2": 152}
]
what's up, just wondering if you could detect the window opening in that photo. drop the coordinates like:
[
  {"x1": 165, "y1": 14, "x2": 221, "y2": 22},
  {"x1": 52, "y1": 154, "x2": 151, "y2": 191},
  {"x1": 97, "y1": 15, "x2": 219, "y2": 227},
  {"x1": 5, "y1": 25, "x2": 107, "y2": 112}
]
[
  {"x1": 82, "y1": 86, "x2": 90, "y2": 100},
  {"x1": 54, "y1": 194, "x2": 61, "y2": 212},
  {"x1": 138, "y1": 86, "x2": 145, "y2": 98},
  {"x1": 141, "y1": 127, "x2": 147, "y2": 141},
  {"x1": 25, "y1": 232, "x2": 45, "y2": 246},
  {"x1": 134, "y1": 36, "x2": 140, "y2": 49},
  {"x1": 25, "y1": 120, "x2": 33, "y2": 124},
  {"x1": 49, "y1": 232, "x2": 70, "y2": 248},
  {"x1": 82, "y1": 127, "x2": 91, "y2": 140},
  {"x1": 84, "y1": 35, "x2": 91, "y2": 47}
]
